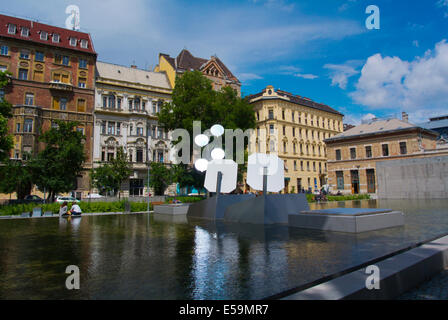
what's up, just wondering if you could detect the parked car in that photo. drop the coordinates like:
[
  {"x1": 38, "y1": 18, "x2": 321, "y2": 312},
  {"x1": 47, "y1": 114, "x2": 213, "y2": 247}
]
[
  {"x1": 84, "y1": 193, "x2": 104, "y2": 199},
  {"x1": 55, "y1": 196, "x2": 80, "y2": 204},
  {"x1": 8, "y1": 195, "x2": 44, "y2": 205}
]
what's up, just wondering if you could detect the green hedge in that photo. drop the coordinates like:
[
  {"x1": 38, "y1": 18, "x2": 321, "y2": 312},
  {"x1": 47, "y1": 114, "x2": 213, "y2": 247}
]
[
  {"x1": 0, "y1": 200, "x2": 153, "y2": 216},
  {"x1": 306, "y1": 193, "x2": 371, "y2": 203},
  {"x1": 165, "y1": 196, "x2": 204, "y2": 204}
]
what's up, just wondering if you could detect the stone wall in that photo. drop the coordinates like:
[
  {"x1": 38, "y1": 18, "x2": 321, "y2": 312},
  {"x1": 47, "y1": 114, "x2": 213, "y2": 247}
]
[{"x1": 376, "y1": 156, "x2": 448, "y2": 199}]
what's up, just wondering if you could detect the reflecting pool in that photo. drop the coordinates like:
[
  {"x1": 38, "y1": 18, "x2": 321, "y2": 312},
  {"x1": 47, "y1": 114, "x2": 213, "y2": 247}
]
[{"x1": 0, "y1": 199, "x2": 447, "y2": 299}]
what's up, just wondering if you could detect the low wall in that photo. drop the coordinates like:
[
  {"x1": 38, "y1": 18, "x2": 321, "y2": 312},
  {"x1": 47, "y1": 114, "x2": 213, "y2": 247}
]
[
  {"x1": 376, "y1": 156, "x2": 448, "y2": 199},
  {"x1": 84, "y1": 196, "x2": 167, "y2": 203}
]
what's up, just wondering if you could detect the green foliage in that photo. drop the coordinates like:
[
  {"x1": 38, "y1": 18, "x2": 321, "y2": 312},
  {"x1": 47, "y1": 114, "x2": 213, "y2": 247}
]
[
  {"x1": 0, "y1": 158, "x2": 33, "y2": 199},
  {"x1": 171, "y1": 163, "x2": 205, "y2": 193},
  {"x1": 29, "y1": 120, "x2": 86, "y2": 201},
  {"x1": 0, "y1": 200, "x2": 153, "y2": 216},
  {"x1": 91, "y1": 148, "x2": 132, "y2": 197},
  {"x1": 158, "y1": 71, "x2": 256, "y2": 152},
  {"x1": 0, "y1": 70, "x2": 13, "y2": 162},
  {"x1": 165, "y1": 196, "x2": 204, "y2": 203},
  {"x1": 306, "y1": 193, "x2": 371, "y2": 203},
  {"x1": 149, "y1": 162, "x2": 173, "y2": 195}
]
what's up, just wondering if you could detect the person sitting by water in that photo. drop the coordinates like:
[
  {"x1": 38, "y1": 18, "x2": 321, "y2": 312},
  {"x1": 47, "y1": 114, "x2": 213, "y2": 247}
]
[
  {"x1": 59, "y1": 201, "x2": 68, "y2": 216},
  {"x1": 69, "y1": 202, "x2": 82, "y2": 216}
]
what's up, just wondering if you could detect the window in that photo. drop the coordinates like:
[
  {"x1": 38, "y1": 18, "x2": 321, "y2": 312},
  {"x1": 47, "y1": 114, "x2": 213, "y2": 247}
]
[
  {"x1": 282, "y1": 109, "x2": 285, "y2": 120},
  {"x1": 25, "y1": 93, "x2": 34, "y2": 105},
  {"x1": 269, "y1": 124, "x2": 274, "y2": 135},
  {"x1": 79, "y1": 59, "x2": 87, "y2": 69},
  {"x1": 292, "y1": 127, "x2": 295, "y2": 137},
  {"x1": 294, "y1": 161, "x2": 297, "y2": 171},
  {"x1": 116, "y1": 123, "x2": 121, "y2": 135},
  {"x1": 78, "y1": 77, "x2": 86, "y2": 88},
  {"x1": 300, "y1": 161, "x2": 303, "y2": 171},
  {"x1": 40, "y1": 31, "x2": 48, "y2": 40},
  {"x1": 283, "y1": 126, "x2": 286, "y2": 135},
  {"x1": 128, "y1": 99, "x2": 133, "y2": 110},
  {"x1": 151, "y1": 127, "x2": 155, "y2": 137},
  {"x1": 400, "y1": 142, "x2": 407, "y2": 155},
  {"x1": 335, "y1": 149, "x2": 342, "y2": 161},
  {"x1": 350, "y1": 147, "x2": 356, "y2": 159},
  {"x1": 134, "y1": 98, "x2": 141, "y2": 110},
  {"x1": 20, "y1": 50, "x2": 30, "y2": 59},
  {"x1": 16, "y1": 123, "x2": 21, "y2": 132},
  {"x1": 60, "y1": 98, "x2": 67, "y2": 110},
  {"x1": 313, "y1": 162, "x2": 316, "y2": 172},
  {"x1": 21, "y1": 27, "x2": 29, "y2": 37},
  {"x1": 136, "y1": 149, "x2": 143, "y2": 163},
  {"x1": 107, "y1": 152, "x2": 114, "y2": 162},
  {"x1": 307, "y1": 162, "x2": 310, "y2": 171},
  {"x1": 0, "y1": 45, "x2": 8, "y2": 56},
  {"x1": 365, "y1": 146, "x2": 372, "y2": 158},
  {"x1": 152, "y1": 101, "x2": 157, "y2": 114},
  {"x1": 137, "y1": 127, "x2": 144, "y2": 136},
  {"x1": 101, "y1": 122, "x2": 106, "y2": 134},
  {"x1": 283, "y1": 142, "x2": 287, "y2": 153},
  {"x1": 52, "y1": 72, "x2": 70, "y2": 84},
  {"x1": 24, "y1": 119, "x2": 33, "y2": 133},
  {"x1": 80, "y1": 39, "x2": 88, "y2": 49},
  {"x1": 52, "y1": 33, "x2": 60, "y2": 43},
  {"x1": 108, "y1": 122, "x2": 115, "y2": 135},
  {"x1": 77, "y1": 99, "x2": 86, "y2": 112},
  {"x1": 62, "y1": 56, "x2": 70, "y2": 66},
  {"x1": 268, "y1": 109, "x2": 274, "y2": 120},
  {"x1": 257, "y1": 112, "x2": 259, "y2": 121},
  {"x1": 336, "y1": 171, "x2": 344, "y2": 190},
  {"x1": 382, "y1": 144, "x2": 389, "y2": 157},
  {"x1": 76, "y1": 127, "x2": 85, "y2": 135},
  {"x1": 117, "y1": 98, "x2": 122, "y2": 109},
  {"x1": 292, "y1": 111, "x2": 294, "y2": 122},
  {"x1": 35, "y1": 51, "x2": 44, "y2": 62},
  {"x1": 18, "y1": 68, "x2": 28, "y2": 80},
  {"x1": 8, "y1": 24, "x2": 16, "y2": 34},
  {"x1": 69, "y1": 37, "x2": 77, "y2": 46}
]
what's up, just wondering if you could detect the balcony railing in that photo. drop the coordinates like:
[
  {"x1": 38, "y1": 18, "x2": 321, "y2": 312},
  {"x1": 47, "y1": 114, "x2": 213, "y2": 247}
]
[{"x1": 49, "y1": 81, "x2": 73, "y2": 91}]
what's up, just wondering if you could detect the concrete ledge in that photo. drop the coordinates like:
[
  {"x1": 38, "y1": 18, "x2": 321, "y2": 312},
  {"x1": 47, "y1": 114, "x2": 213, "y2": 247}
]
[
  {"x1": 281, "y1": 235, "x2": 448, "y2": 300},
  {"x1": 0, "y1": 211, "x2": 150, "y2": 220},
  {"x1": 154, "y1": 204, "x2": 190, "y2": 215},
  {"x1": 289, "y1": 210, "x2": 404, "y2": 233}
]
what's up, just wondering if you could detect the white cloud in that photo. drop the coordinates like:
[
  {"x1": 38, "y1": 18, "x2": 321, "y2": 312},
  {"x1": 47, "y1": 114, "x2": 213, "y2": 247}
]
[
  {"x1": 237, "y1": 73, "x2": 263, "y2": 81},
  {"x1": 437, "y1": 0, "x2": 448, "y2": 17},
  {"x1": 413, "y1": 40, "x2": 419, "y2": 47},
  {"x1": 350, "y1": 40, "x2": 448, "y2": 121},
  {"x1": 295, "y1": 73, "x2": 318, "y2": 79},
  {"x1": 324, "y1": 60, "x2": 363, "y2": 89}
]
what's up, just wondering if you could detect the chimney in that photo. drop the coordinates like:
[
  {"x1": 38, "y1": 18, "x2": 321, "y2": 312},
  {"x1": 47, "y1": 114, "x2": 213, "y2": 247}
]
[{"x1": 402, "y1": 112, "x2": 409, "y2": 123}]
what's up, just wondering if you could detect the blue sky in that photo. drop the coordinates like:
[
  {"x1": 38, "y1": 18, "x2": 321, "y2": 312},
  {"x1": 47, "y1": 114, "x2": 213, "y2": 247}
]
[{"x1": 3, "y1": 0, "x2": 448, "y2": 124}]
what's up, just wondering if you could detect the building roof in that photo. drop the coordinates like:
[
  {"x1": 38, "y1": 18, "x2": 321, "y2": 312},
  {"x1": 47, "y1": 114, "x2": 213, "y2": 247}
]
[
  {"x1": 247, "y1": 86, "x2": 343, "y2": 116},
  {"x1": 418, "y1": 118, "x2": 448, "y2": 131},
  {"x1": 325, "y1": 118, "x2": 437, "y2": 142},
  {"x1": 96, "y1": 61, "x2": 172, "y2": 90},
  {"x1": 0, "y1": 14, "x2": 96, "y2": 55},
  {"x1": 161, "y1": 49, "x2": 240, "y2": 83}
]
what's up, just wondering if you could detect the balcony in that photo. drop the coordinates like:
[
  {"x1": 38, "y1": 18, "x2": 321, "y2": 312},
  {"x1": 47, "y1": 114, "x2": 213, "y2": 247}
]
[{"x1": 49, "y1": 81, "x2": 73, "y2": 91}]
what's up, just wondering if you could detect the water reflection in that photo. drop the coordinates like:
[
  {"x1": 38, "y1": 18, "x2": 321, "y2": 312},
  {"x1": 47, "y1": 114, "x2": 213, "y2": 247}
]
[{"x1": 0, "y1": 199, "x2": 447, "y2": 299}]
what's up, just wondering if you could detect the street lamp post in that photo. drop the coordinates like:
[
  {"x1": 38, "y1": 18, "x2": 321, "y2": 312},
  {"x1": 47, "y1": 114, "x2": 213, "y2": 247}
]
[{"x1": 147, "y1": 161, "x2": 150, "y2": 212}]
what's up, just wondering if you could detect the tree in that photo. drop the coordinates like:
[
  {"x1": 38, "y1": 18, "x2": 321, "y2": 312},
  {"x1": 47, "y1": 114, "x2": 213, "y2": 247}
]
[
  {"x1": 149, "y1": 162, "x2": 172, "y2": 195},
  {"x1": 171, "y1": 163, "x2": 205, "y2": 195},
  {"x1": 91, "y1": 147, "x2": 132, "y2": 198},
  {"x1": 0, "y1": 71, "x2": 13, "y2": 162},
  {"x1": 0, "y1": 157, "x2": 33, "y2": 199},
  {"x1": 30, "y1": 120, "x2": 86, "y2": 201}
]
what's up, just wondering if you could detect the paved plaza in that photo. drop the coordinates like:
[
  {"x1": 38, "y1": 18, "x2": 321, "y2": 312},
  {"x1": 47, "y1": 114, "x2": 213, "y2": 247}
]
[{"x1": 398, "y1": 269, "x2": 448, "y2": 300}]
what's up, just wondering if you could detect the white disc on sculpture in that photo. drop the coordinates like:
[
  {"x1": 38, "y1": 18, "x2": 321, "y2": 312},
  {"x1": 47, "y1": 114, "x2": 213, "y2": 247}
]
[
  {"x1": 210, "y1": 124, "x2": 225, "y2": 137},
  {"x1": 211, "y1": 148, "x2": 225, "y2": 160},
  {"x1": 204, "y1": 159, "x2": 237, "y2": 193},
  {"x1": 194, "y1": 134, "x2": 209, "y2": 147},
  {"x1": 247, "y1": 153, "x2": 284, "y2": 192},
  {"x1": 194, "y1": 158, "x2": 208, "y2": 172}
]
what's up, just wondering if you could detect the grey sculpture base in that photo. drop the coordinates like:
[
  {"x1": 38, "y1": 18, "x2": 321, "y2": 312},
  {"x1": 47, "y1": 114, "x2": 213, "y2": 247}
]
[
  {"x1": 289, "y1": 208, "x2": 405, "y2": 233},
  {"x1": 154, "y1": 204, "x2": 190, "y2": 215},
  {"x1": 187, "y1": 194, "x2": 255, "y2": 220},
  {"x1": 153, "y1": 212, "x2": 188, "y2": 224},
  {"x1": 224, "y1": 194, "x2": 310, "y2": 225}
]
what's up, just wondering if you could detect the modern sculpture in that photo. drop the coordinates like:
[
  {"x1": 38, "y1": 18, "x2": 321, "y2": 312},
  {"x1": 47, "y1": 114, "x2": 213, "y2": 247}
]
[
  {"x1": 186, "y1": 125, "x2": 254, "y2": 220},
  {"x1": 224, "y1": 153, "x2": 310, "y2": 224}
]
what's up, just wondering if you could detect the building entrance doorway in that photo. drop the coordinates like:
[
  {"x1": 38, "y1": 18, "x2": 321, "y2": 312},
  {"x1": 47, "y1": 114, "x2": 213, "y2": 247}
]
[
  {"x1": 351, "y1": 170, "x2": 360, "y2": 194},
  {"x1": 130, "y1": 179, "x2": 144, "y2": 196},
  {"x1": 366, "y1": 169, "x2": 376, "y2": 193}
]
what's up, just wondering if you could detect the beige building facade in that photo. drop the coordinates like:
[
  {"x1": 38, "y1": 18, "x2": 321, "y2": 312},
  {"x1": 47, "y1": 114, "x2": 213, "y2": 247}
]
[
  {"x1": 248, "y1": 85, "x2": 344, "y2": 193},
  {"x1": 324, "y1": 117, "x2": 447, "y2": 195}
]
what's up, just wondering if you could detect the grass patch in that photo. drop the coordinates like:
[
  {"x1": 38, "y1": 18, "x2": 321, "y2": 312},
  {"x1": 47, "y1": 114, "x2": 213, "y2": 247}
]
[{"x1": 306, "y1": 193, "x2": 371, "y2": 203}]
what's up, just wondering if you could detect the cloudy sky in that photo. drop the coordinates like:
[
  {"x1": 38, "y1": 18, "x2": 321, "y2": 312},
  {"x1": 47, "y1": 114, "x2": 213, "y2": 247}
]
[{"x1": 3, "y1": 0, "x2": 448, "y2": 124}]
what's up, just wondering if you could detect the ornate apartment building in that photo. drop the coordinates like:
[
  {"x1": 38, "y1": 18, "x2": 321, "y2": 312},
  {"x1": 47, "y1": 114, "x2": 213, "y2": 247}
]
[
  {"x1": 0, "y1": 14, "x2": 97, "y2": 198},
  {"x1": 248, "y1": 85, "x2": 344, "y2": 193},
  {"x1": 154, "y1": 49, "x2": 241, "y2": 95},
  {"x1": 324, "y1": 116, "x2": 446, "y2": 195},
  {"x1": 94, "y1": 62, "x2": 172, "y2": 196}
]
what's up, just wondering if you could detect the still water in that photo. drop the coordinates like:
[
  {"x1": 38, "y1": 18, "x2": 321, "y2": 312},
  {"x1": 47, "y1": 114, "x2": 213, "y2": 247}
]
[{"x1": 0, "y1": 199, "x2": 447, "y2": 300}]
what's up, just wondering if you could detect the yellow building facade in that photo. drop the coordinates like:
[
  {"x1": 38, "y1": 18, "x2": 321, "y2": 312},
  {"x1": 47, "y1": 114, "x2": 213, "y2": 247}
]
[{"x1": 248, "y1": 85, "x2": 344, "y2": 193}]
